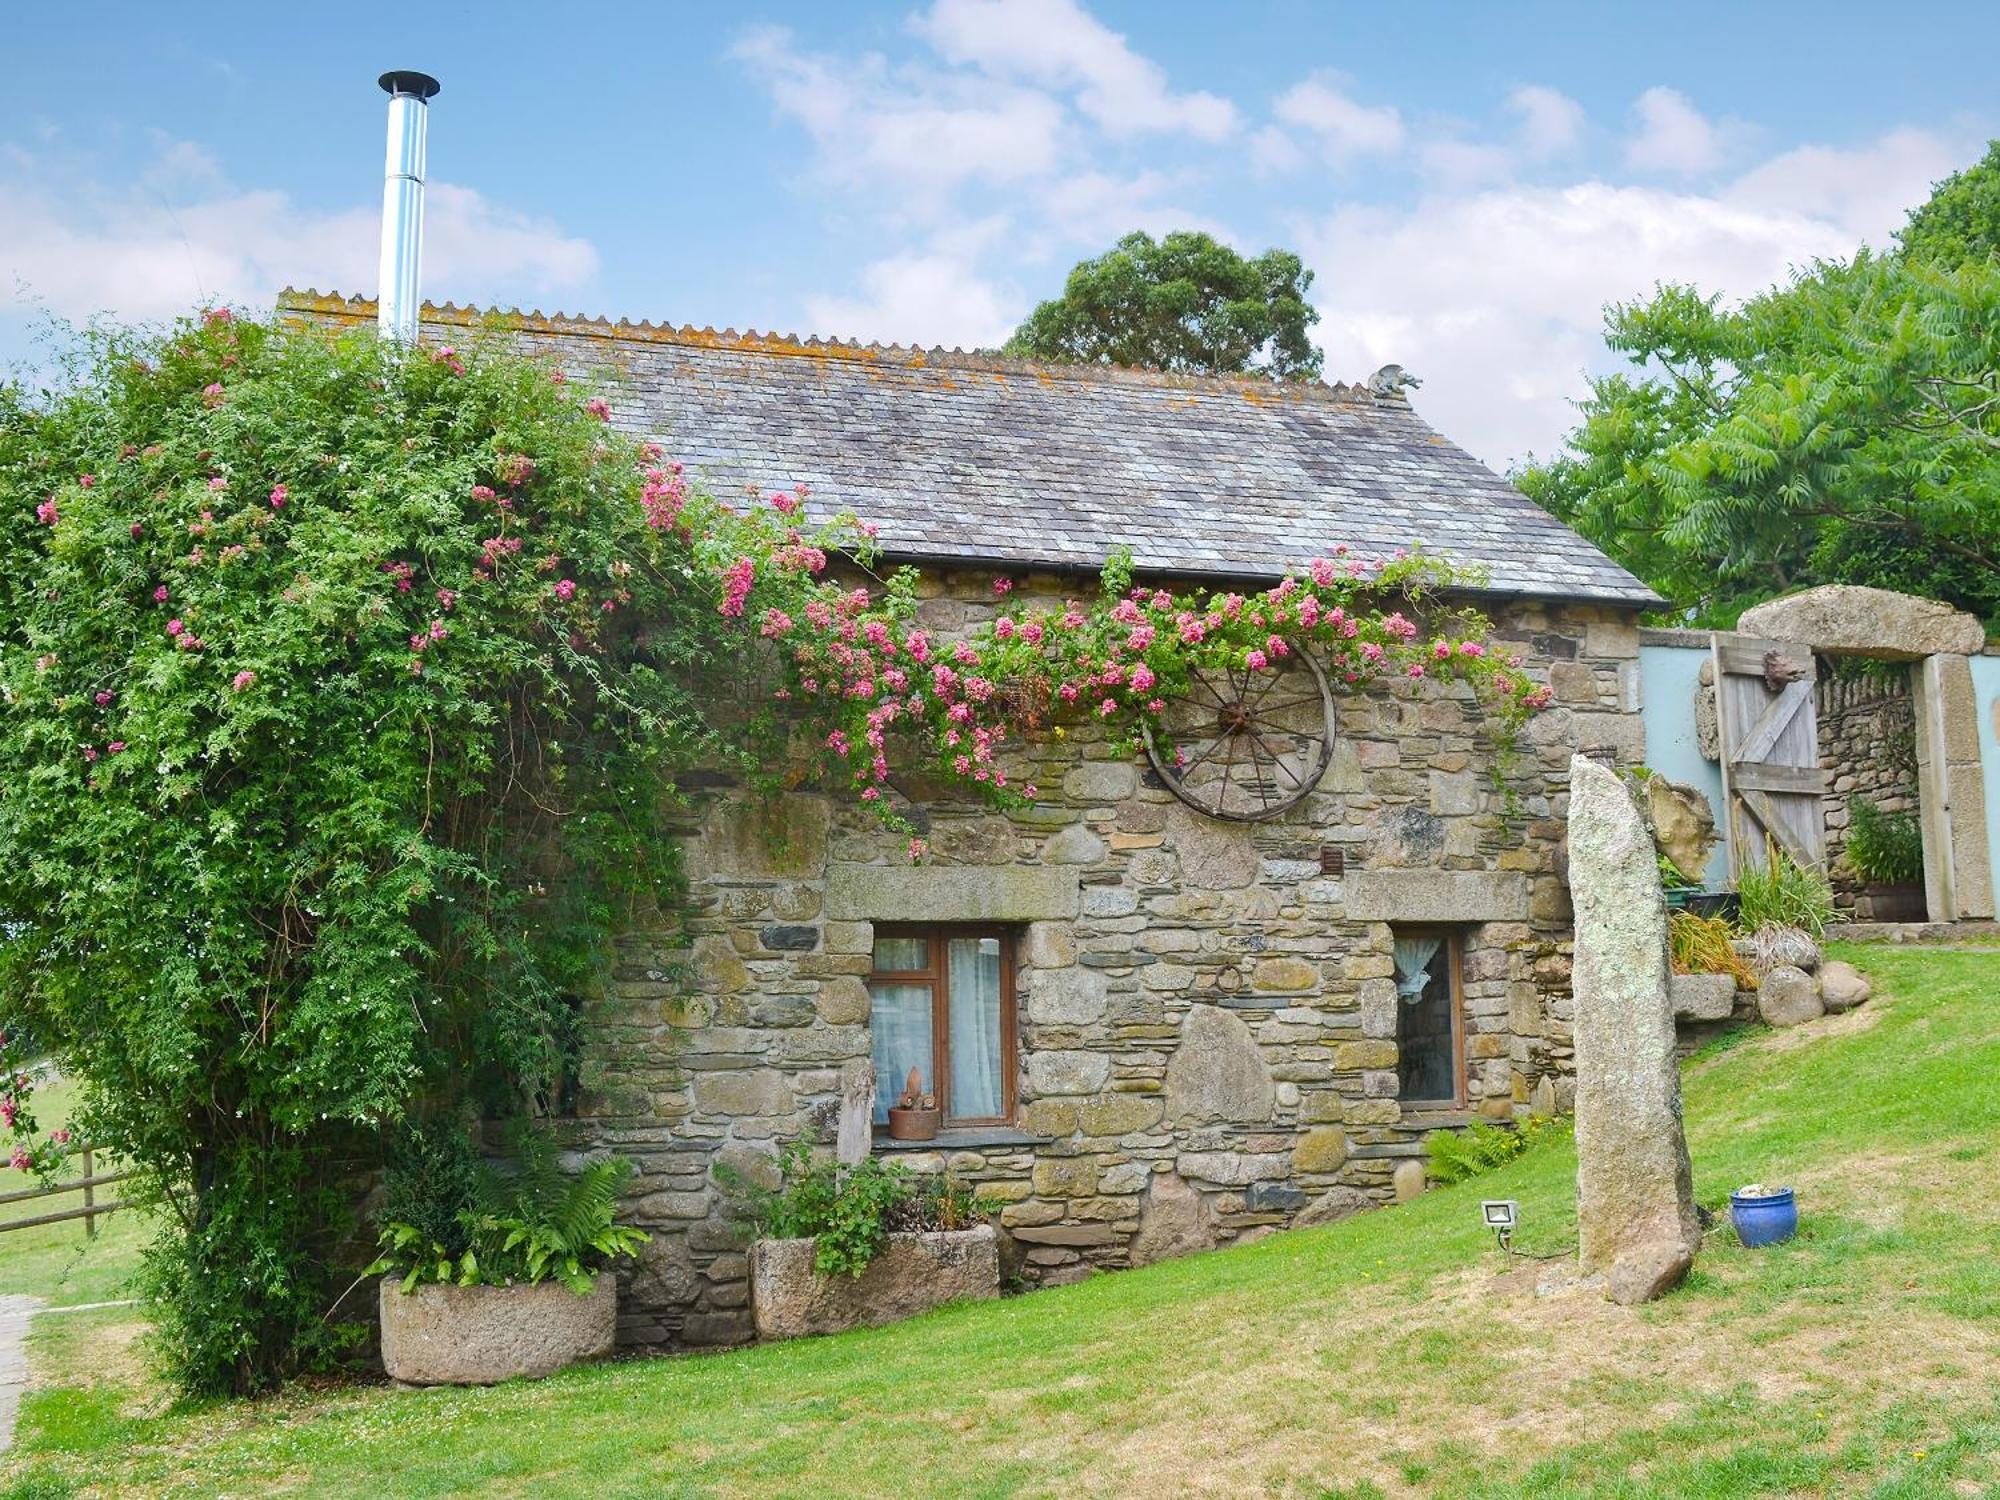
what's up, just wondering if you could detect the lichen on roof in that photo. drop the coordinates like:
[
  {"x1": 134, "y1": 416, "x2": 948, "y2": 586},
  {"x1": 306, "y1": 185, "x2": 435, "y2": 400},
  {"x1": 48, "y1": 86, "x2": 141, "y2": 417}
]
[{"x1": 278, "y1": 288, "x2": 1657, "y2": 606}]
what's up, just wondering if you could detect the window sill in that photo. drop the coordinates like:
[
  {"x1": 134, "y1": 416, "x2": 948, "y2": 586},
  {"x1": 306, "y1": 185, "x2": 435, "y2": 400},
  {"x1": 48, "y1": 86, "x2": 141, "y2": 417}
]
[{"x1": 871, "y1": 1126, "x2": 1046, "y2": 1152}]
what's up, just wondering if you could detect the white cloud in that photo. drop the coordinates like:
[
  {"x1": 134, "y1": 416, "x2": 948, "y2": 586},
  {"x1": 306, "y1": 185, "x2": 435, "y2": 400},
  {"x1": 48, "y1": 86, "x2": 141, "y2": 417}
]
[
  {"x1": 1416, "y1": 138, "x2": 1515, "y2": 189},
  {"x1": 1625, "y1": 86, "x2": 1727, "y2": 175},
  {"x1": 0, "y1": 143, "x2": 596, "y2": 338},
  {"x1": 1273, "y1": 73, "x2": 1405, "y2": 161},
  {"x1": 1724, "y1": 125, "x2": 1962, "y2": 246},
  {"x1": 1036, "y1": 170, "x2": 1233, "y2": 245},
  {"x1": 1507, "y1": 85, "x2": 1585, "y2": 159},
  {"x1": 914, "y1": 0, "x2": 1236, "y2": 140},
  {"x1": 1298, "y1": 175, "x2": 1901, "y2": 468},
  {"x1": 1250, "y1": 125, "x2": 1306, "y2": 177},
  {"x1": 804, "y1": 251, "x2": 1022, "y2": 350},
  {"x1": 729, "y1": 24, "x2": 1068, "y2": 205}
]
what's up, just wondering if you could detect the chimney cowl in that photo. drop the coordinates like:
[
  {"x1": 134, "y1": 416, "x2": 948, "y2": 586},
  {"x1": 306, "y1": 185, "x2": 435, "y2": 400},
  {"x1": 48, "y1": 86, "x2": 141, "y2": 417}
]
[{"x1": 379, "y1": 71, "x2": 441, "y2": 100}]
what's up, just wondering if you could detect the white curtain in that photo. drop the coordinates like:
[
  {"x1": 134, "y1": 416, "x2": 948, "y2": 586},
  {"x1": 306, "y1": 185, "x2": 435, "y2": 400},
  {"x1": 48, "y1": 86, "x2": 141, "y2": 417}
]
[
  {"x1": 947, "y1": 936, "x2": 1004, "y2": 1120},
  {"x1": 869, "y1": 981, "x2": 932, "y2": 1123},
  {"x1": 1393, "y1": 936, "x2": 1443, "y2": 1004}
]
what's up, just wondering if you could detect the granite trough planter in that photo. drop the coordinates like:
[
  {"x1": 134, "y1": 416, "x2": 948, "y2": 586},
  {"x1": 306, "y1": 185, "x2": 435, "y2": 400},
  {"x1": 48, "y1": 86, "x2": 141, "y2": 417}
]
[
  {"x1": 378, "y1": 1273, "x2": 617, "y2": 1385},
  {"x1": 750, "y1": 1225, "x2": 1000, "y2": 1340}
]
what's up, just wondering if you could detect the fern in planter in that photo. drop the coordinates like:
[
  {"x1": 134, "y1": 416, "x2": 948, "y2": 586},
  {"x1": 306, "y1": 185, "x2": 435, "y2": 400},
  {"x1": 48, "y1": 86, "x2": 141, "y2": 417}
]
[
  {"x1": 369, "y1": 1124, "x2": 647, "y2": 1294},
  {"x1": 721, "y1": 1140, "x2": 988, "y2": 1278}
]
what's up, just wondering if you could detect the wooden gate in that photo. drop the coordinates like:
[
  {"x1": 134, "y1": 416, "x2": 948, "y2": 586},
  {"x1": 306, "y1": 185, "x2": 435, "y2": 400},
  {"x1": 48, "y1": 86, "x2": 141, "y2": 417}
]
[{"x1": 1711, "y1": 633, "x2": 1826, "y2": 876}]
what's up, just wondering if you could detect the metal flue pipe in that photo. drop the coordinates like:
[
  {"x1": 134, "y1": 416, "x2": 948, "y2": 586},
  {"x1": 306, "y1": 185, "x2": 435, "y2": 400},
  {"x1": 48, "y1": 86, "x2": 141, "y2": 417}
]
[{"x1": 376, "y1": 70, "x2": 441, "y2": 343}]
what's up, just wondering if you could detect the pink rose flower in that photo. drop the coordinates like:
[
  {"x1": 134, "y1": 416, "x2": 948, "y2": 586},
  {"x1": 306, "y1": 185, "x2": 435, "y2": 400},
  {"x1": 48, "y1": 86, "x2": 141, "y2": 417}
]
[{"x1": 269, "y1": 485, "x2": 287, "y2": 509}]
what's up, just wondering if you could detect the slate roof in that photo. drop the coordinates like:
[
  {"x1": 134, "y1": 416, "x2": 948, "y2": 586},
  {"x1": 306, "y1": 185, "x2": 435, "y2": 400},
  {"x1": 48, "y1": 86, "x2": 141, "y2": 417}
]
[{"x1": 279, "y1": 291, "x2": 1657, "y2": 606}]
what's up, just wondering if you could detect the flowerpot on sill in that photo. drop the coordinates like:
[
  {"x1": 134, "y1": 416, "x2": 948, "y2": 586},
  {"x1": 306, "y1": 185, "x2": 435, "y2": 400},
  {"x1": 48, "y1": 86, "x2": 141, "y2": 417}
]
[
  {"x1": 886, "y1": 1105, "x2": 941, "y2": 1141},
  {"x1": 378, "y1": 1273, "x2": 616, "y2": 1385}
]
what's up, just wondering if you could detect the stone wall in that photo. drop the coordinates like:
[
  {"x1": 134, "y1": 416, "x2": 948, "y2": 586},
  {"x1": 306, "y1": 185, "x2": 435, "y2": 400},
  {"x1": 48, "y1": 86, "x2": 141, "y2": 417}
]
[
  {"x1": 1817, "y1": 665, "x2": 1918, "y2": 907},
  {"x1": 576, "y1": 569, "x2": 1646, "y2": 1349}
]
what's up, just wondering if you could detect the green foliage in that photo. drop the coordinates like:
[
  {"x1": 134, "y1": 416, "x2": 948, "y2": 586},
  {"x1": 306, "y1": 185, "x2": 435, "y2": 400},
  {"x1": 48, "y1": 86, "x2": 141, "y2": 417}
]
[
  {"x1": 1517, "y1": 142, "x2": 2000, "y2": 624},
  {"x1": 1004, "y1": 230, "x2": 1324, "y2": 380},
  {"x1": 369, "y1": 1127, "x2": 646, "y2": 1295},
  {"x1": 723, "y1": 1140, "x2": 985, "y2": 1278},
  {"x1": 1843, "y1": 796, "x2": 1924, "y2": 885},
  {"x1": 1898, "y1": 140, "x2": 2000, "y2": 267},
  {"x1": 0, "y1": 312, "x2": 749, "y2": 1391},
  {"x1": 1425, "y1": 1115, "x2": 1565, "y2": 1186},
  {"x1": 1668, "y1": 909, "x2": 1757, "y2": 988},
  {"x1": 1737, "y1": 849, "x2": 1837, "y2": 937}
]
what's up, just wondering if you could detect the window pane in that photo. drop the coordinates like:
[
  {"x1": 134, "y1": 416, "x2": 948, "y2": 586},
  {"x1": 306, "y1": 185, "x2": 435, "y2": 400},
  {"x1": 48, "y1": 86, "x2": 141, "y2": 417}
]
[
  {"x1": 872, "y1": 935, "x2": 930, "y2": 972},
  {"x1": 1392, "y1": 936, "x2": 1457, "y2": 1102},
  {"x1": 868, "y1": 981, "x2": 932, "y2": 1123},
  {"x1": 946, "y1": 936, "x2": 1005, "y2": 1121}
]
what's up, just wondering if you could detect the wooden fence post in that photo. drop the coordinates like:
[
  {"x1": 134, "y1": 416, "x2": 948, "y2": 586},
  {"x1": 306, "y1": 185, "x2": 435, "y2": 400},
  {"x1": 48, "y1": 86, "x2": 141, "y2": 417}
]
[{"x1": 82, "y1": 1144, "x2": 96, "y2": 1239}]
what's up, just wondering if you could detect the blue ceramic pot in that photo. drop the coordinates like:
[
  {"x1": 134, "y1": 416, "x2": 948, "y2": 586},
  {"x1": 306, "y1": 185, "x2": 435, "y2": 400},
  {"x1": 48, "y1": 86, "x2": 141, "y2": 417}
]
[{"x1": 1729, "y1": 1187, "x2": 1798, "y2": 1248}]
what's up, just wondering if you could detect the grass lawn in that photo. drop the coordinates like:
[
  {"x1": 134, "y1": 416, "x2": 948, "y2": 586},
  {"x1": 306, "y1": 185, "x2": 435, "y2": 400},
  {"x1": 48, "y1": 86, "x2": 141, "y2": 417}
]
[
  {"x1": 0, "y1": 1076, "x2": 149, "y2": 1309},
  {"x1": 2, "y1": 943, "x2": 1996, "y2": 1498}
]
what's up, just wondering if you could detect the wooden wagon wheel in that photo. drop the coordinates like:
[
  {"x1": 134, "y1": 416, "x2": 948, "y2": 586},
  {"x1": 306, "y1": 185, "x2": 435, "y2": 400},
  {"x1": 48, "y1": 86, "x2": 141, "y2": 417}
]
[{"x1": 1142, "y1": 643, "x2": 1337, "y2": 822}]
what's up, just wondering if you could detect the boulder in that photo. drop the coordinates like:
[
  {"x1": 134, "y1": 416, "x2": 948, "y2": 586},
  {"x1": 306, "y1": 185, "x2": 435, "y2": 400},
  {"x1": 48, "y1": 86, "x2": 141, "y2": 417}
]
[
  {"x1": 1668, "y1": 972, "x2": 1738, "y2": 1023},
  {"x1": 1293, "y1": 1186, "x2": 1378, "y2": 1228},
  {"x1": 1817, "y1": 960, "x2": 1872, "y2": 1013},
  {"x1": 1163, "y1": 1004, "x2": 1275, "y2": 1125},
  {"x1": 1129, "y1": 1172, "x2": 1217, "y2": 1265},
  {"x1": 1737, "y1": 584, "x2": 1986, "y2": 661},
  {"x1": 1565, "y1": 756, "x2": 1702, "y2": 1306},
  {"x1": 1392, "y1": 1159, "x2": 1428, "y2": 1203},
  {"x1": 1757, "y1": 965, "x2": 1824, "y2": 1027}
]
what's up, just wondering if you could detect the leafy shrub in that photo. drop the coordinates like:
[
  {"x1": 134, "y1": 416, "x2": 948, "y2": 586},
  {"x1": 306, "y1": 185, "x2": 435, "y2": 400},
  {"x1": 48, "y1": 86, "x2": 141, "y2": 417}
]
[
  {"x1": 1667, "y1": 910, "x2": 1756, "y2": 988},
  {"x1": 724, "y1": 1140, "x2": 985, "y2": 1277},
  {"x1": 1425, "y1": 1115, "x2": 1566, "y2": 1186},
  {"x1": 1844, "y1": 796, "x2": 1924, "y2": 885},
  {"x1": 1736, "y1": 847, "x2": 1838, "y2": 936},
  {"x1": 369, "y1": 1125, "x2": 646, "y2": 1295}
]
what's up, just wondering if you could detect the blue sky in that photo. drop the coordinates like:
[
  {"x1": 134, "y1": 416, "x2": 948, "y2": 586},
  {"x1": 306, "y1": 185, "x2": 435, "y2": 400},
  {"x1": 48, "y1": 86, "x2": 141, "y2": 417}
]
[{"x1": 5, "y1": 0, "x2": 1996, "y2": 466}]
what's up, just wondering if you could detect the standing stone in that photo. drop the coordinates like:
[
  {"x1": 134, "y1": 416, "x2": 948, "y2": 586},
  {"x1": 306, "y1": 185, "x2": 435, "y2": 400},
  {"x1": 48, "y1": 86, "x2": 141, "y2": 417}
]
[
  {"x1": 1566, "y1": 755, "x2": 1702, "y2": 1305},
  {"x1": 834, "y1": 1058, "x2": 874, "y2": 1166}
]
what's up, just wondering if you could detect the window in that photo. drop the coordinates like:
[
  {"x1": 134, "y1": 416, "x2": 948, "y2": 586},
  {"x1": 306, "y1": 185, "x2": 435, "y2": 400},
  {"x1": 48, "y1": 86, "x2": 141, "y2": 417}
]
[
  {"x1": 1390, "y1": 928, "x2": 1464, "y2": 1105},
  {"x1": 866, "y1": 926, "x2": 1017, "y2": 1127}
]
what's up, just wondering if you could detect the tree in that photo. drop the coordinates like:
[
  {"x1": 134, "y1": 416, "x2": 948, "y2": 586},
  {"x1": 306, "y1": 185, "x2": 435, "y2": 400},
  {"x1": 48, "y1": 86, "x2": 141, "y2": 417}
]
[
  {"x1": 1899, "y1": 140, "x2": 2000, "y2": 266},
  {"x1": 1004, "y1": 230, "x2": 1324, "y2": 380},
  {"x1": 1517, "y1": 143, "x2": 2000, "y2": 624}
]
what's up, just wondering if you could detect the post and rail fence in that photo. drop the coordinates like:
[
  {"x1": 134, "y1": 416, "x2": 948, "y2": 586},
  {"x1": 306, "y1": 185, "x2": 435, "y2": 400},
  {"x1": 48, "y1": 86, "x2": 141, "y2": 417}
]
[{"x1": 0, "y1": 1145, "x2": 130, "y2": 1239}]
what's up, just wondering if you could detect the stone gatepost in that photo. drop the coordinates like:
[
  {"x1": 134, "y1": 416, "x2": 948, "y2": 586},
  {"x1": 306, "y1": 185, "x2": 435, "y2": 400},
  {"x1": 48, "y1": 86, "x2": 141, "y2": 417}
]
[{"x1": 1566, "y1": 754, "x2": 1702, "y2": 1304}]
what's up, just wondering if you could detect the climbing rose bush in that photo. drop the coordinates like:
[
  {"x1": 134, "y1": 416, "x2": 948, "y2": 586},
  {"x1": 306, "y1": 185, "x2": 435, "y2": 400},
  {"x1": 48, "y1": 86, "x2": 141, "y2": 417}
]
[{"x1": 0, "y1": 310, "x2": 1542, "y2": 1396}]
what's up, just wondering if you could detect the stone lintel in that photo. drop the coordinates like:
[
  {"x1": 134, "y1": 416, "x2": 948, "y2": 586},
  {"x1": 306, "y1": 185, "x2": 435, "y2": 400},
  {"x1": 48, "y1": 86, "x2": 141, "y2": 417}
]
[
  {"x1": 1340, "y1": 869, "x2": 1529, "y2": 924},
  {"x1": 824, "y1": 864, "x2": 1080, "y2": 922}
]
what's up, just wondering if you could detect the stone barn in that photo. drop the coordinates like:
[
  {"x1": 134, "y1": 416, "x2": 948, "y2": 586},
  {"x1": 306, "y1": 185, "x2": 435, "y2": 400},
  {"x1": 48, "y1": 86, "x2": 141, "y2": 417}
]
[{"x1": 287, "y1": 292, "x2": 1659, "y2": 1349}]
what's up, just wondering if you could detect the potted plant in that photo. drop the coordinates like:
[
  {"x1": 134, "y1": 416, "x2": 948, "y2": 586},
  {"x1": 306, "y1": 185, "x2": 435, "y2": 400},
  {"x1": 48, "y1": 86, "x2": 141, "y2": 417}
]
[
  {"x1": 727, "y1": 1141, "x2": 999, "y2": 1340},
  {"x1": 1841, "y1": 797, "x2": 1925, "y2": 921},
  {"x1": 367, "y1": 1122, "x2": 648, "y2": 1385},
  {"x1": 885, "y1": 1065, "x2": 940, "y2": 1141}
]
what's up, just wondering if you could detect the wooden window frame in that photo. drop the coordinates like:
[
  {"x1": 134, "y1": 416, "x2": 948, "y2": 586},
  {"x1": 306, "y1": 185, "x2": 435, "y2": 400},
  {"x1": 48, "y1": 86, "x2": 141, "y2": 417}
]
[
  {"x1": 868, "y1": 924, "x2": 1019, "y2": 1127},
  {"x1": 1392, "y1": 926, "x2": 1468, "y2": 1109}
]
